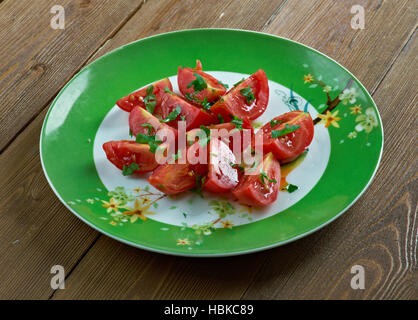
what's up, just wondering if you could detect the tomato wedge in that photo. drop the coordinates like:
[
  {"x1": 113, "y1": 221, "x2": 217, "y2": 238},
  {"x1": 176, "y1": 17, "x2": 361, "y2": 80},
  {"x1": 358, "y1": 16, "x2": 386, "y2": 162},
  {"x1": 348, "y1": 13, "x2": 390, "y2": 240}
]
[
  {"x1": 210, "y1": 69, "x2": 269, "y2": 121},
  {"x1": 160, "y1": 90, "x2": 215, "y2": 130},
  {"x1": 102, "y1": 140, "x2": 159, "y2": 173},
  {"x1": 129, "y1": 106, "x2": 178, "y2": 140},
  {"x1": 178, "y1": 60, "x2": 227, "y2": 103},
  {"x1": 148, "y1": 142, "x2": 208, "y2": 195},
  {"x1": 257, "y1": 111, "x2": 314, "y2": 163},
  {"x1": 116, "y1": 78, "x2": 172, "y2": 113},
  {"x1": 203, "y1": 139, "x2": 239, "y2": 193},
  {"x1": 232, "y1": 152, "x2": 281, "y2": 206}
]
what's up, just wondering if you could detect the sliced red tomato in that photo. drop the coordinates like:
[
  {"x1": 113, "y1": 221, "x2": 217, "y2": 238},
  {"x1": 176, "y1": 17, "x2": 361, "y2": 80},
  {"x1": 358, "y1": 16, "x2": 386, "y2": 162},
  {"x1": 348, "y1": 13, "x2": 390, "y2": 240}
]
[
  {"x1": 257, "y1": 111, "x2": 314, "y2": 163},
  {"x1": 102, "y1": 140, "x2": 158, "y2": 173},
  {"x1": 178, "y1": 60, "x2": 227, "y2": 103},
  {"x1": 116, "y1": 78, "x2": 172, "y2": 113},
  {"x1": 148, "y1": 142, "x2": 208, "y2": 195},
  {"x1": 159, "y1": 90, "x2": 215, "y2": 130},
  {"x1": 203, "y1": 139, "x2": 239, "y2": 193},
  {"x1": 210, "y1": 69, "x2": 269, "y2": 121},
  {"x1": 129, "y1": 106, "x2": 178, "y2": 140},
  {"x1": 186, "y1": 120, "x2": 254, "y2": 162},
  {"x1": 232, "y1": 152, "x2": 281, "y2": 206}
]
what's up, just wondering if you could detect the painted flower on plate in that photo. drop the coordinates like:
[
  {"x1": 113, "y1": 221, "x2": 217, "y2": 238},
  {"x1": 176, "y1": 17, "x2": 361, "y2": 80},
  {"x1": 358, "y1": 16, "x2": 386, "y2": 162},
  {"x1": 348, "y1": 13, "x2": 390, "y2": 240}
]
[
  {"x1": 317, "y1": 110, "x2": 342, "y2": 128},
  {"x1": 339, "y1": 87, "x2": 358, "y2": 105},
  {"x1": 355, "y1": 108, "x2": 378, "y2": 133}
]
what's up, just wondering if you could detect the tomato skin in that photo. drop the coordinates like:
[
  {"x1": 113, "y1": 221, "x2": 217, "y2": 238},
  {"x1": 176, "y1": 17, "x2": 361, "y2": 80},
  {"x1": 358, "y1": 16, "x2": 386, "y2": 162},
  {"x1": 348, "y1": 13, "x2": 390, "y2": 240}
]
[
  {"x1": 232, "y1": 152, "x2": 281, "y2": 206},
  {"x1": 258, "y1": 111, "x2": 314, "y2": 163},
  {"x1": 148, "y1": 142, "x2": 208, "y2": 195},
  {"x1": 116, "y1": 78, "x2": 172, "y2": 113},
  {"x1": 160, "y1": 91, "x2": 214, "y2": 130},
  {"x1": 129, "y1": 106, "x2": 178, "y2": 140},
  {"x1": 178, "y1": 60, "x2": 227, "y2": 102},
  {"x1": 203, "y1": 140, "x2": 239, "y2": 193},
  {"x1": 148, "y1": 164, "x2": 196, "y2": 195},
  {"x1": 102, "y1": 140, "x2": 159, "y2": 173},
  {"x1": 210, "y1": 69, "x2": 269, "y2": 121}
]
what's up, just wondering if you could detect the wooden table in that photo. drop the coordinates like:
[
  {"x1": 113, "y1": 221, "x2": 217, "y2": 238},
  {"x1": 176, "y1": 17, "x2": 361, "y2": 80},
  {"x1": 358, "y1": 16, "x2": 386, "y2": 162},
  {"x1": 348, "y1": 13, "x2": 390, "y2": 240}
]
[{"x1": 0, "y1": 0, "x2": 416, "y2": 300}]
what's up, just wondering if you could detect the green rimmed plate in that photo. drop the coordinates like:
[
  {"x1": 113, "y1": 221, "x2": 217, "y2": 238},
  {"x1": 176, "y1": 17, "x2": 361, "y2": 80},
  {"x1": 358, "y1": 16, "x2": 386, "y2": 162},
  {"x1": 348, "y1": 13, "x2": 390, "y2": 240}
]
[{"x1": 40, "y1": 29, "x2": 383, "y2": 257}]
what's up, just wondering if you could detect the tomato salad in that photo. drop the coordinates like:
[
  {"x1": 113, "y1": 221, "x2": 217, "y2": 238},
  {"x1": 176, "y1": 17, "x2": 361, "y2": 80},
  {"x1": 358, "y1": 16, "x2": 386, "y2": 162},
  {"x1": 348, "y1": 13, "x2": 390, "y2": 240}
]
[{"x1": 105, "y1": 60, "x2": 314, "y2": 207}]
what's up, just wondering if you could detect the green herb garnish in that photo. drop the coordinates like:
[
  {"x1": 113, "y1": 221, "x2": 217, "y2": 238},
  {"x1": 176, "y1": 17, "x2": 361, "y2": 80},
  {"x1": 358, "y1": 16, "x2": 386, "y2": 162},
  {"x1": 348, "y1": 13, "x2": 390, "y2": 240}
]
[
  {"x1": 270, "y1": 119, "x2": 284, "y2": 128},
  {"x1": 233, "y1": 78, "x2": 245, "y2": 87},
  {"x1": 171, "y1": 149, "x2": 183, "y2": 162},
  {"x1": 122, "y1": 162, "x2": 139, "y2": 176},
  {"x1": 187, "y1": 73, "x2": 207, "y2": 92},
  {"x1": 191, "y1": 174, "x2": 206, "y2": 197},
  {"x1": 218, "y1": 80, "x2": 229, "y2": 89},
  {"x1": 140, "y1": 123, "x2": 153, "y2": 135},
  {"x1": 240, "y1": 86, "x2": 255, "y2": 104},
  {"x1": 144, "y1": 85, "x2": 156, "y2": 114},
  {"x1": 136, "y1": 133, "x2": 162, "y2": 153},
  {"x1": 199, "y1": 125, "x2": 211, "y2": 147},
  {"x1": 286, "y1": 184, "x2": 299, "y2": 193},
  {"x1": 161, "y1": 105, "x2": 182, "y2": 123},
  {"x1": 218, "y1": 114, "x2": 224, "y2": 123},
  {"x1": 271, "y1": 124, "x2": 301, "y2": 138},
  {"x1": 259, "y1": 168, "x2": 277, "y2": 185},
  {"x1": 231, "y1": 115, "x2": 244, "y2": 130}
]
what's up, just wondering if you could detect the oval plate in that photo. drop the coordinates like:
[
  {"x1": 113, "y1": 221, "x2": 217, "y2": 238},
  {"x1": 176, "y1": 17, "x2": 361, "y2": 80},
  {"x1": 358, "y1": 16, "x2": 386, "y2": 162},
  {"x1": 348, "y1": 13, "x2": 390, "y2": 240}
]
[{"x1": 40, "y1": 29, "x2": 383, "y2": 257}]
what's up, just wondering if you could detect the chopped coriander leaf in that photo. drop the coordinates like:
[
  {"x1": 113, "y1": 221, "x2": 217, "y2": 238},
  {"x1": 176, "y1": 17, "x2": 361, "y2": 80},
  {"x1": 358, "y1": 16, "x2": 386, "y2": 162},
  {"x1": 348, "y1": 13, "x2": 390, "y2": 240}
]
[
  {"x1": 122, "y1": 162, "x2": 139, "y2": 176},
  {"x1": 144, "y1": 85, "x2": 156, "y2": 114},
  {"x1": 146, "y1": 85, "x2": 154, "y2": 96},
  {"x1": 230, "y1": 162, "x2": 244, "y2": 172},
  {"x1": 271, "y1": 124, "x2": 301, "y2": 138},
  {"x1": 182, "y1": 212, "x2": 187, "y2": 218},
  {"x1": 270, "y1": 119, "x2": 284, "y2": 128},
  {"x1": 259, "y1": 168, "x2": 277, "y2": 185},
  {"x1": 218, "y1": 114, "x2": 224, "y2": 123},
  {"x1": 145, "y1": 100, "x2": 156, "y2": 114},
  {"x1": 140, "y1": 123, "x2": 153, "y2": 135},
  {"x1": 199, "y1": 125, "x2": 211, "y2": 147},
  {"x1": 129, "y1": 129, "x2": 133, "y2": 137},
  {"x1": 171, "y1": 150, "x2": 182, "y2": 162},
  {"x1": 286, "y1": 184, "x2": 298, "y2": 193},
  {"x1": 161, "y1": 105, "x2": 182, "y2": 123},
  {"x1": 136, "y1": 133, "x2": 162, "y2": 153},
  {"x1": 233, "y1": 78, "x2": 245, "y2": 87},
  {"x1": 218, "y1": 80, "x2": 229, "y2": 89},
  {"x1": 164, "y1": 87, "x2": 173, "y2": 94},
  {"x1": 185, "y1": 93, "x2": 211, "y2": 110},
  {"x1": 187, "y1": 73, "x2": 207, "y2": 92},
  {"x1": 240, "y1": 86, "x2": 255, "y2": 104},
  {"x1": 191, "y1": 174, "x2": 206, "y2": 197},
  {"x1": 180, "y1": 115, "x2": 186, "y2": 121},
  {"x1": 153, "y1": 202, "x2": 159, "y2": 208},
  {"x1": 231, "y1": 115, "x2": 244, "y2": 130}
]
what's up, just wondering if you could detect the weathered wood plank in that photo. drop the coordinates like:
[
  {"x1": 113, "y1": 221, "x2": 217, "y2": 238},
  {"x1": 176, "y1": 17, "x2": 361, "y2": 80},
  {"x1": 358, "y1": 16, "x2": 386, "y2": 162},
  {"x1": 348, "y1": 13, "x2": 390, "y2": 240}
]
[
  {"x1": 0, "y1": 107, "x2": 100, "y2": 299},
  {"x1": 52, "y1": 0, "x2": 417, "y2": 300},
  {"x1": 264, "y1": 0, "x2": 417, "y2": 93},
  {"x1": 242, "y1": 32, "x2": 418, "y2": 300},
  {"x1": 91, "y1": 0, "x2": 287, "y2": 60},
  {"x1": 0, "y1": 0, "x2": 144, "y2": 151},
  {"x1": 0, "y1": 0, "x2": 287, "y2": 300}
]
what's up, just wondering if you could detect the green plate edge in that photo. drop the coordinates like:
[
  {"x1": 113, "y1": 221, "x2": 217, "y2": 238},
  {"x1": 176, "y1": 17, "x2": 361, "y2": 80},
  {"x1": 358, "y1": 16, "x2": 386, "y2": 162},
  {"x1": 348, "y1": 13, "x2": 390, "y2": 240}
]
[{"x1": 40, "y1": 28, "x2": 384, "y2": 257}]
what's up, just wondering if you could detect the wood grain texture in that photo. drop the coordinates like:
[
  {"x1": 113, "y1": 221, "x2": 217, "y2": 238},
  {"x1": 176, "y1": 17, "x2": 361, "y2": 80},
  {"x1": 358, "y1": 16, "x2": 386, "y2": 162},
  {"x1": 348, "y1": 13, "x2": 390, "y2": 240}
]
[
  {"x1": 51, "y1": 0, "x2": 417, "y2": 300},
  {"x1": 0, "y1": 108, "x2": 100, "y2": 299},
  {"x1": 242, "y1": 31, "x2": 418, "y2": 300},
  {"x1": 264, "y1": 0, "x2": 417, "y2": 93},
  {"x1": 91, "y1": 0, "x2": 286, "y2": 61},
  {"x1": 0, "y1": 0, "x2": 287, "y2": 300},
  {"x1": 0, "y1": 0, "x2": 144, "y2": 152}
]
